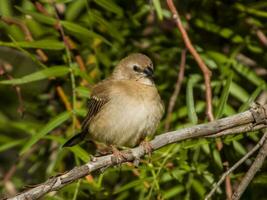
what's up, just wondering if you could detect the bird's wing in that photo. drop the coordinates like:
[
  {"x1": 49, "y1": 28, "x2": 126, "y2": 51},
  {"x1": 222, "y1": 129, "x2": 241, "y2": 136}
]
[{"x1": 80, "y1": 82, "x2": 110, "y2": 131}]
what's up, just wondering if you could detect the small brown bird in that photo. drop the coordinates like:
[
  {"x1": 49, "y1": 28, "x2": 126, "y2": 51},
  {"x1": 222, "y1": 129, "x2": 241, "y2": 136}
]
[{"x1": 63, "y1": 53, "x2": 164, "y2": 152}]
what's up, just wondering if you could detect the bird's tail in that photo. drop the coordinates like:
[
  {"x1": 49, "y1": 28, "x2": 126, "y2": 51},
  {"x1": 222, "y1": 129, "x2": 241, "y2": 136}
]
[{"x1": 62, "y1": 131, "x2": 86, "y2": 147}]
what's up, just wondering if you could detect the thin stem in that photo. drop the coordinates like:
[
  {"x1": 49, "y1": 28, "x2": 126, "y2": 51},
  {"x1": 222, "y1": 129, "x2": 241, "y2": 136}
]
[
  {"x1": 165, "y1": 49, "x2": 187, "y2": 131},
  {"x1": 205, "y1": 132, "x2": 267, "y2": 200}
]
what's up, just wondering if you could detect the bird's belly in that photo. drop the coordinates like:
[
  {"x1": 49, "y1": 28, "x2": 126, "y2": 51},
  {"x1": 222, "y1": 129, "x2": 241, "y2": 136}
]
[{"x1": 89, "y1": 101, "x2": 161, "y2": 147}]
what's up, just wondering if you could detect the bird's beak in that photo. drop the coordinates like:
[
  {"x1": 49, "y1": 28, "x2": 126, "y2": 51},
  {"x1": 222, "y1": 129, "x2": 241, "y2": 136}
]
[{"x1": 143, "y1": 67, "x2": 154, "y2": 78}]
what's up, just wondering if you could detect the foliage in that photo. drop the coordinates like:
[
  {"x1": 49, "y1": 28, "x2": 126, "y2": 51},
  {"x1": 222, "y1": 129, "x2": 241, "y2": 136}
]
[{"x1": 0, "y1": 0, "x2": 267, "y2": 199}]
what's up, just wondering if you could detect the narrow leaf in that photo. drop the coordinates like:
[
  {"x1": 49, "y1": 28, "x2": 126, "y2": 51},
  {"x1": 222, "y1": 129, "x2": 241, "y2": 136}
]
[
  {"x1": 61, "y1": 21, "x2": 111, "y2": 45},
  {"x1": 94, "y1": 0, "x2": 123, "y2": 16},
  {"x1": 0, "y1": 66, "x2": 69, "y2": 85},
  {"x1": 186, "y1": 75, "x2": 201, "y2": 124},
  {"x1": 213, "y1": 149, "x2": 223, "y2": 169},
  {"x1": 163, "y1": 186, "x2": 184, "y2": 199},
  {"x1": 16, "y1": 6, "x2": 56, "y2": 25},
  {"x1": 229, "y1": 81, "x2": 249, "y2": 103},
  {"x1": 0, "y1": 139, "x2": 25, "y2": 153},
  {"x1": 0, "y1": 40, "x2": 64, "y2": 50},
  {"x1": 215, "y1": 73, "x2": 233, "y2": 119},
  {"x1": 153, "y1": 0, "x2": 163, "y2": 20},
  {"x1": 20, "y1": 111, "x2": 71, "y2": 155},
  {"x1": 239, "y1": 85, "x2": 264, "y2": 112},
  {"x1": 232, "y1": 140, "x2": 247, "y2": 156},
  {"x1": 17, "y1": 7, "x2": 111, "y2": 45},
  {"x1": 233, "y1": 62, "x2": 266, "y2": 87},
  {"x1": 45, "y1": 135, "x2": 90, "y2": 163}
]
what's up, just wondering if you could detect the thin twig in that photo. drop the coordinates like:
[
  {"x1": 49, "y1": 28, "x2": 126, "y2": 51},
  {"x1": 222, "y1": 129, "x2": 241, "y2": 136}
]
[
  {"x1": 56, "y1": 86, "x2": 81, "y2": 129},
  {"x1": 0, "y1": 65, "x2": 24, "y2": 117},
  {"x1": 165, "y1": 49, "x2": 187, "y2": 131},
  {"x1": 232, "y1": 130, "x2": 267, "y2": 200},
  {"x1": 206, "y1": 123, "x2": 267, "y2": 138},
  {"x1": 224, "y1": 161, "x2": 232, "y2": 200},
  {"x1": 256, "y1": 29, "x2": 267, "y2": 47},
  {"x1": 52, "y1": 2, "x2": 77, "y2": 134},
  {"x1": 166, "y1": 0, "x2": 214, "y2": 121},
  {"x1": 5, "y1": 103, "x2": 267, "y2": 200},
  {"x1": 205, "y1": 132, "x2": 267, "y2": 200},
  {"x1": 33, "y1": 1, "x2": 49, "y2": 16}
]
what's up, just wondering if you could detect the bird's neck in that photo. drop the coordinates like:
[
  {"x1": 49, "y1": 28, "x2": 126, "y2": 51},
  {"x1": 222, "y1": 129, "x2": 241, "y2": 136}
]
[
  {"x1": 111, "y1": 70, "x2": 155, "y2": 86},
  {"x1": 136, "y1": 77, "x2": 155, "y2": 86},
  {"x1": 110, "y1": 75, "x2": 155, "y2": 87}
]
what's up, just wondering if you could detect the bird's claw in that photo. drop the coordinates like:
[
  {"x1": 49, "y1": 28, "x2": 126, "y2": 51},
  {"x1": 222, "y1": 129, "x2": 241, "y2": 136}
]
[
  {"x1": 110, "y1": 146, "x2": 127, "y2": 164},
  {"x1": 140, "y1": 140, "x2": 153, "y2": 156}
]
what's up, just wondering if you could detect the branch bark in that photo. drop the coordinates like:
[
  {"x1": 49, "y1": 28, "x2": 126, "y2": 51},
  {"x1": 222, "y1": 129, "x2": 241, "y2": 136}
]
[
  {"x1": 232, "y1": 130, "x2": 267, "y2": 200},
  {"x1": 5, "y1": 103, "x2": 267, "y2": 200},
  {"x1": 205, "y1": 131, "x2": 267, "y2": 200}
]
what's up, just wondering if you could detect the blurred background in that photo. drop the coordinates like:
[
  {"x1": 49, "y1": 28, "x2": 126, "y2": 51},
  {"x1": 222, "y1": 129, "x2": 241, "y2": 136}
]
[{"x1": 0, "y1": 0, "x2": 267, "y2": 199}]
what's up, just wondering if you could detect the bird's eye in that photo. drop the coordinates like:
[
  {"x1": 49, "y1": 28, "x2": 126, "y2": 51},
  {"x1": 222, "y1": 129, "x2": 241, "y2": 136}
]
[{"x1": 133, "y1": 65, "x2": 140, "y2": 72}]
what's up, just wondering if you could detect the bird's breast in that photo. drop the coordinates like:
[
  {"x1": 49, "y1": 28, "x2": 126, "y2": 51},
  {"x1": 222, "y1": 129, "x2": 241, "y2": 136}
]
[{"x1": 89, "y1": 83, "x2": 164, "y2": 147}]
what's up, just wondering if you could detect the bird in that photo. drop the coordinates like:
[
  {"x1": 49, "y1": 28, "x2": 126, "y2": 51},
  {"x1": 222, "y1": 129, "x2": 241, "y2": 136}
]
[{"x1": 63, "y1": 53, "x2": 164, "y2": 156}]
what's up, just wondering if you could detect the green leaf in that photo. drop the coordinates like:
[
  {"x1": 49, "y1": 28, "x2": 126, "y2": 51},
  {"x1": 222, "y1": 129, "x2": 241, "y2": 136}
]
[
  {"x1": 0, "y1": 139, "x2": 25, "y2": 153},
  {"x1": 215, "y1": 73, "x2": 233, "y2": 119},
  {"x1": 76, "y1": 86, "x2": 91, "y2": 98},
  {"x1": 201, "y1": 54, "x2": 218, "y2": 69},
  {"x1": 16, "y1": 6, "x2": 56, "y2": 25},
  {"x1": 114, "y1": 178, "x2": 153, "y2": 194},
  {"x1": 163, "y1": 186, "x2": 184, "y2": 199},
  {"x1": 192, "y1": 179, "x2": 206, "y2": 197},
  {"x1": 194, "y1": 19, "x2": 243, "y2": 43},
  {"x1": 207, "y1": 51, "x2": 229, "y2": 65},
  {"x1": 235, "y1": 3, "x2": 267, "y2": 18},
  {"x1": 232, "y1": 140, "x2": 247, "y2": 156},
  {"x1": 0, "y1": 40, "x2": 65, "y2": 50},
  {"x1": 153, "y1": 0, "x2": 163, "y2": 20},
  {"x1": 224, "y1": 104, "x2": 236, "y2": 116},
  {"x1": 16, "y1": 7, "x2": 111, "y2": 45},
  {"x1": 66, "y1": 0, "x2": 87, "y2": 21},
  {"x1": 0, "y1": 66, "x2": 69, "y2": 85},
  {"x1": 0, "y1": 0, "x2": 12, "y2": 16},
  {"x1": 182, "y1": 139, "x2": 209, "y2": 149},
  {"x1": 232, "y1": 62, "x2": 266, "y2": 87},
  {"x1": 213, "y1": 149, "x2": 223, "y2": 169},
  {"x1": 20, "y1": 111, "x2": 71, "y2": 155},
  {"x1": 61, "y1": 21, "x2": 111, "y2": 45},
  {"x1": 186, "y1": 75, "x2": 202, "y2": 124},
  {"x1": 88, "y1": 11, "x2": 124, "y2": 42},
  {"x1": 93, "y1": 0, "x2": 123, "y2": 16},
  {"x1": 229, "y1": 81, "x2": 249, "y2": 103},
  {"x1": 201, "y1": 143, "x2": 211, "y2": 155},
  {"x1": 45, "y1": 135, "x2": 90, "y2": 162},
  {"x1": 253, "y1": 174, "x2": 267, "y2": 184},
  {"x1": 239, "y1": 85, "x2": 264, "y2": 112},
  {"x1": 70, "y1": 146, "x2": 90, "y2": 163}
]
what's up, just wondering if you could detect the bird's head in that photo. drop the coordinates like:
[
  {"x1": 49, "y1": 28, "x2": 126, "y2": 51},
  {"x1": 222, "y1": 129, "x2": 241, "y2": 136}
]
[{"x1": 112, "y1": 53, "x2": 155, "y2": 86}]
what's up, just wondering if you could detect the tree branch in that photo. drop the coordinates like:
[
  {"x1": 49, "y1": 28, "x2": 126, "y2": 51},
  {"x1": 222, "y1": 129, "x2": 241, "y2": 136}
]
[
  {"x1": 205, "y1": 131, "x2": 267, "y2": 200},
  {"x1": 232, "y1": 130, "x2": 267, "y2": 200},
  {"x1": 166, "y1": 0, "x2": 214, "y2": 121},
  {"x1": 5, "y1": 103, "x2": 267, "y2": 200}
]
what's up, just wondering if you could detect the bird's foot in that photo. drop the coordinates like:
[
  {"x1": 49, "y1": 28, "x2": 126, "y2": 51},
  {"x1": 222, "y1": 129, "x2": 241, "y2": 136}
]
[
  {"x1": 110, "y1": 145, "x2": 127, "y2": 164},
  {"x1": 94, "y1": 142, "x2": 113, "y2": 156},
  {"x1": 140, "y1": 140, "x2": 153, "y2": 156}
]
